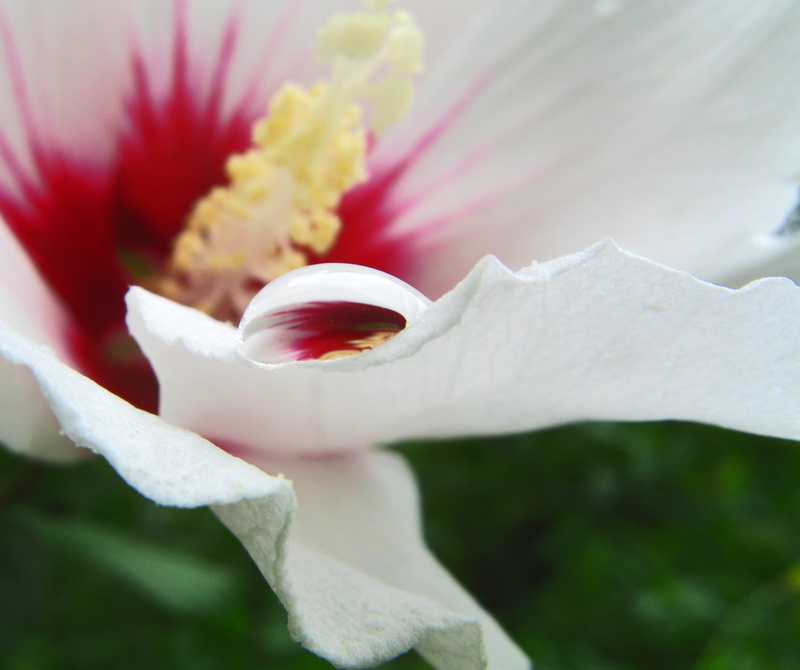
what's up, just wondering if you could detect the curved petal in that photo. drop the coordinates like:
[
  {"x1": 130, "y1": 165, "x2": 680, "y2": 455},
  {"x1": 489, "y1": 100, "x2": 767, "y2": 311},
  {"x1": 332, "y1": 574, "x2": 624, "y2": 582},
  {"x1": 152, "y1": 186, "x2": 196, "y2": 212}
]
[
  {"x1": 127, "y1": 240, "x2": 800, "y2": 458},
  {"x1": 0, "y1": 217, "x2": 77, "y2": 460},
  {"x1": 0, "y1": 320, "x2": 294, "y2": 508},
  {"x1": 3, "y1": 320, "x2": 518, "y2": 669},
  {"x1": 214, "y1": 449, "x2": 529, "y2": 670},
  {"x1": 372, "y1": 0, "x2": 800, "y2": 294}
]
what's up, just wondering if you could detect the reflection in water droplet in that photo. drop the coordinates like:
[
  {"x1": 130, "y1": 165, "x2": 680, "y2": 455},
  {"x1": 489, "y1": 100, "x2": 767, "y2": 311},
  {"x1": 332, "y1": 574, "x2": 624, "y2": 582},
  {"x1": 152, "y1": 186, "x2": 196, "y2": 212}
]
[{"x1": 238, "y1": 264, "x2": 431, "y2": 364}]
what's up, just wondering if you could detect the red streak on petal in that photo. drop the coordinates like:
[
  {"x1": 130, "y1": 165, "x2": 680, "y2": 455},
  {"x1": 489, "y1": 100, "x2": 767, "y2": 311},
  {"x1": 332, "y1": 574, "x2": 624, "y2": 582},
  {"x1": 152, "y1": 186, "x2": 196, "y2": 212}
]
[
  {"x1": 0, "y1": 7, "x2": 481, "y2": 410},
  {"x1": 0, "y1": 10, "x2": 255, "y2": 411},
  {"x1": 0, "y1": 11, "x2": 43, "y2": 160},
  {"x1": 323, "y1": 77, "x2": 492, "y2": 284},
  {"x1": 325, "y1": 162, "x2": 420, "y2": 281},
  {"x1": 0, "y1": 158, "x2": 124, "y2": 334},
  {"x1": 266, "y1": 300, "x2": 406, "y2": 361},
  {"x1": 113, "y1": 13, "x2": 253, "y2": 253}
]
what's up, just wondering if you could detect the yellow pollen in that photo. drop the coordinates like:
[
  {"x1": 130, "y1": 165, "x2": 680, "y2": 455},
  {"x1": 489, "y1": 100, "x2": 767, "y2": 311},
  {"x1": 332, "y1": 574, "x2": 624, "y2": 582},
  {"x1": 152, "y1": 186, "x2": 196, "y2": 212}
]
[{"x1": 158, "y1": 0, "x2": 424, "y2": 322}]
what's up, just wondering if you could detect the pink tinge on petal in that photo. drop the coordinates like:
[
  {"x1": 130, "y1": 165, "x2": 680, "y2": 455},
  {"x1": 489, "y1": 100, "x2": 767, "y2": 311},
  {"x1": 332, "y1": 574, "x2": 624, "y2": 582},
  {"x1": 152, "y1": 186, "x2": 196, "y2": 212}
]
[
  {"x1": 0, "y1": 9, "x2": 43, "y2": 166},
  {"x1": 0, "y1": 4, "x2": 483, "y2": 409},
  {"x1": 115, "y1": 13, "x2": 253, "y2": 252},
  {"x1": 250, "y1": 300, "x2": 406, "y2": 363},
  {"x1": 327, "y1": 73, "x2": 495, "y2": 289},
  {"x1": 326, "y1": 162, "x2": 422, "y2": 281},
  {"x1": 0, "y1": 5, "x2": 256, "y2": 410},
  {"x1": 237, "y1": 0, "x2": 308, "y2": 109}
]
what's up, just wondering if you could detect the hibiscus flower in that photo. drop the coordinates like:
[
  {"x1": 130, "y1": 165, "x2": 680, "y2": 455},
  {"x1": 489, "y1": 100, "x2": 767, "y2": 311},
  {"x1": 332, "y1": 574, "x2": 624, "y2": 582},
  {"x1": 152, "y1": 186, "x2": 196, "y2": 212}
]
[{"x1": 1, "y1": 1, "x2": 800, "y2": 668}]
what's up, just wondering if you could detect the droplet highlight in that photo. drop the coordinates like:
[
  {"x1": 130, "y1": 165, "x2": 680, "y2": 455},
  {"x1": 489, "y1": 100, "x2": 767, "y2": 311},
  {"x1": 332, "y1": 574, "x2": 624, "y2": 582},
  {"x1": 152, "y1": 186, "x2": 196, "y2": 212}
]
[{"x1": 239, "y1": 264, "x2": 431, "y2": 364}]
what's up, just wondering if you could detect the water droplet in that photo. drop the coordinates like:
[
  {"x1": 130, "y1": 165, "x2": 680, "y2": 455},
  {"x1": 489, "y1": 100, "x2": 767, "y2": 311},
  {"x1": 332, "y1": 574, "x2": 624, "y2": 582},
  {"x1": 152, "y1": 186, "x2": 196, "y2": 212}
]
[{"x1": 239, "y1": 264, "x2": 431, "y2": 364}]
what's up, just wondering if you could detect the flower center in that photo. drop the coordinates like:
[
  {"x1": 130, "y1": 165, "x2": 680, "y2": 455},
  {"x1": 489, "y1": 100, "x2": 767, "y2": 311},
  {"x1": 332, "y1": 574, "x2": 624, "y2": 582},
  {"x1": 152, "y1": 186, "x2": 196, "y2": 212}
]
[{"x1": 157, "y1": 0, "x2": 423, "y2": 322}]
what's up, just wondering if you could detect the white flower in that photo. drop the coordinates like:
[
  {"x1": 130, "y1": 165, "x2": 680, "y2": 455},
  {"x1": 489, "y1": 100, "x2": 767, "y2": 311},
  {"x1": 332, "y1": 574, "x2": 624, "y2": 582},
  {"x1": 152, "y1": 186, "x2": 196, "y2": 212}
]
[{"x1": 1, "y1": 1, "x2": 800, "y2": 668}]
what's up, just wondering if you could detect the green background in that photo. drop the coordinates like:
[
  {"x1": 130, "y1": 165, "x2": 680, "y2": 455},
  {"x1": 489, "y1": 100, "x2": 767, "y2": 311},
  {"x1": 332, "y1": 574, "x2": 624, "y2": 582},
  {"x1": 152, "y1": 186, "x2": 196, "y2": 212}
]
[{"x1": 2, "y1": 421, "x2": 800, "y2": 669}]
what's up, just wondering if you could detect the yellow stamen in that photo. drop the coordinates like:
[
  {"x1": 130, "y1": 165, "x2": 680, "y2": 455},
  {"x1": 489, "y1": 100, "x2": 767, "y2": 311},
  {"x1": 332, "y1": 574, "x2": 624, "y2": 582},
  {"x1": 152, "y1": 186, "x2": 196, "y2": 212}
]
[{"x1": 157, "y1": 0, "x2": 424, "y2": 321}]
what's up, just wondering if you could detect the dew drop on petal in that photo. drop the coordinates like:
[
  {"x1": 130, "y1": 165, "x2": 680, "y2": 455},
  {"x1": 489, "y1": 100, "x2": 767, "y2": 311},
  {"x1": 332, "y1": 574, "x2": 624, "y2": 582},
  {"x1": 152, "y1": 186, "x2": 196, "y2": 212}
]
[{"x1": 238, "y1": 264, "x2": 432, "y2": 364}]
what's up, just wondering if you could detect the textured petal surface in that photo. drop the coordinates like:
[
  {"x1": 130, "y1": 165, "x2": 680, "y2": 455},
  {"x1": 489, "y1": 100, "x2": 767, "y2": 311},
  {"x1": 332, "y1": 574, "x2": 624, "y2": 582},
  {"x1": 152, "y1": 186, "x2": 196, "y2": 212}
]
[
  {"x1": 370, "y1": 0, "x2": 800, "y2": 294},
  {"x1": 0, "y1": 217, "x2": 76, "y2": 460},
  {"x1": 0, "y1": 321, "x2": 293, "y2": 508},
  {"x1": 215, "y1": 449, "x2": 528, "y2": 670},
  {"x1": 127, "y1": 240, "x2": 800, "y2": 459},
  {"x1": 1, "y1": 321, "x2": 518, "y2": 669}
]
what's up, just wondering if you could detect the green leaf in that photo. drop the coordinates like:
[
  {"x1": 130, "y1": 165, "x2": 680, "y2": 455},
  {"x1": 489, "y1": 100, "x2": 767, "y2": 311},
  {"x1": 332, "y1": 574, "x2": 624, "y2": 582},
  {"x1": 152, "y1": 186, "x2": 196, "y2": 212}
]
[{"x1": 18, "y1": 510, "x2": 240, "y2": 614}]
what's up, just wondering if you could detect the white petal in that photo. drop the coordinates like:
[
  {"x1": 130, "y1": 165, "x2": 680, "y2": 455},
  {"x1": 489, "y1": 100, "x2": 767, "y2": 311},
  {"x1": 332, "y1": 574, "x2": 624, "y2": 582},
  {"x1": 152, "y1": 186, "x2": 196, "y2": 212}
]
[
  {"x1": 373, "y1": 0, "x2": 800, "y2": 294},
  {"x1": 0, "y1": 0, "x2": 308, "y2": 183},
  {"x1": 126, "y1": 240, "x2": 800, "y2": 458},
  {"x1": 136, "y1": 0, "x2": 328, "y2": 122},
  {"x1": 0, "y1": 319, "x2": 294, "y2": 509},
  {"x1": 0, "y1": 217, "x2": 77, "y2": 460},
  {"x1": 0, "y1": 0, "x2": 134, "y2": 180},
  {"x1": 178, "y1": 0, "x2": 523, "y2": 121},
  {"x1": 214, "y1": 449, "x2": 529, "y2": 670},
  {"x1": 3, "y1": 319, "x2": 509, "y2": 669}
]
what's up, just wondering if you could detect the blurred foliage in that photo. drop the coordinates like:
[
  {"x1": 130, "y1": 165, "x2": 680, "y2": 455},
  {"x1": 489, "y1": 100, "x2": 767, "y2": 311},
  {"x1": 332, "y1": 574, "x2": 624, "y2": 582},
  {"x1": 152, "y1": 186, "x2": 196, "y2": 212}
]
[{"x1": 2, "y1": 421, "x2": 800, "y2": 670}]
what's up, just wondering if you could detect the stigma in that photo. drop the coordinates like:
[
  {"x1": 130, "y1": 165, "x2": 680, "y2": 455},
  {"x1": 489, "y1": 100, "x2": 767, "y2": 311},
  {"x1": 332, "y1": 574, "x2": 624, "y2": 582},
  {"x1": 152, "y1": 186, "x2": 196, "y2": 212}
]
[{"x1": 157, "y1": 0, "x2": 424, "y2": 322}]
